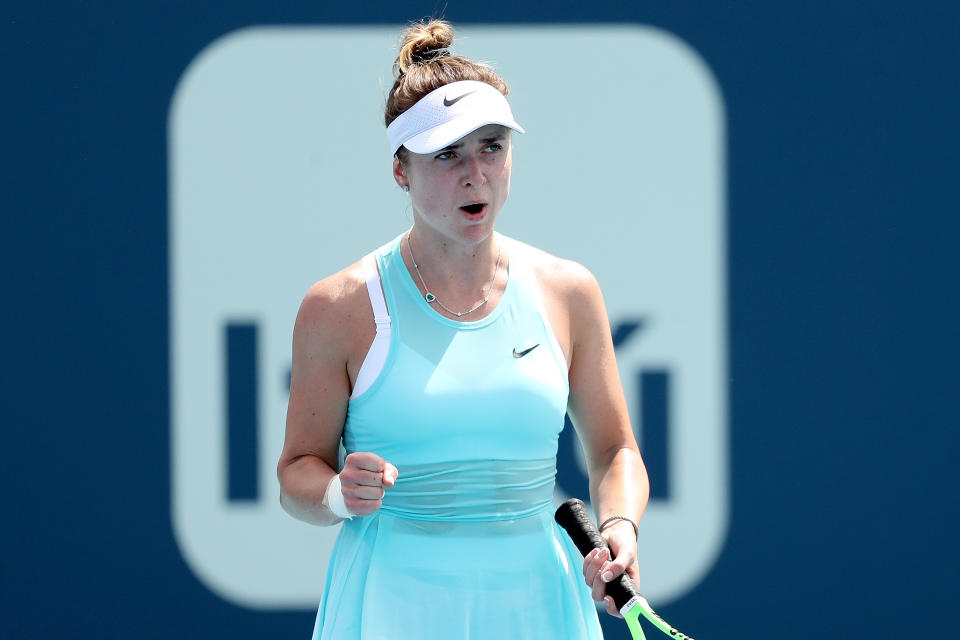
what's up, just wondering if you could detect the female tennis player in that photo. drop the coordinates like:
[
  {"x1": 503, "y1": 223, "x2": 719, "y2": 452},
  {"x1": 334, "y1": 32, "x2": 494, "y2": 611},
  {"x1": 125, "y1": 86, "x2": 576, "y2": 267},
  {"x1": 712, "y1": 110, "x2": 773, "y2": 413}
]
[{"x1": 277, "y1": 19, "x2": 649, "y2": 638}]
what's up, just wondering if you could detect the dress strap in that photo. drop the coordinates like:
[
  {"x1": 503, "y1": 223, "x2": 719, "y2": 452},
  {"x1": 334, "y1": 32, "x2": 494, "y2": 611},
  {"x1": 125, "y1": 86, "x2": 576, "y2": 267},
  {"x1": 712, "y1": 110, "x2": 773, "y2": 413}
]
[
  {"x1": 507, "y1": 241, "x2": 570, "y2": 378},
  {"x1": 361, "y1": 252, "x2": 391, "y2": 333}
]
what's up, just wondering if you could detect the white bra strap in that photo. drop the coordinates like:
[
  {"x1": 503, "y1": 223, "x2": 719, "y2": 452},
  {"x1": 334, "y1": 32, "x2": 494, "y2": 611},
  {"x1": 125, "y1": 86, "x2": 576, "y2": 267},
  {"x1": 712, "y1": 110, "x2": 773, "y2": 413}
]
[
  {"x1": 361, "y1": 252, "x2": 390, "y2": 332},
  {"x1": 352, "y1": 252, "x2": 392, "y2": 400}
]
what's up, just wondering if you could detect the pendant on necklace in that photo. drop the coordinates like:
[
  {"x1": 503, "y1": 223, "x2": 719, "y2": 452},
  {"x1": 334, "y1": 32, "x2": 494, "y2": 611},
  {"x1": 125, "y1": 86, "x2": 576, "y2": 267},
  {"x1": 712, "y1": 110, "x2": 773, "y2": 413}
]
[{"x1": 425, "y1": 293, "x2": 436, "y2": 303}]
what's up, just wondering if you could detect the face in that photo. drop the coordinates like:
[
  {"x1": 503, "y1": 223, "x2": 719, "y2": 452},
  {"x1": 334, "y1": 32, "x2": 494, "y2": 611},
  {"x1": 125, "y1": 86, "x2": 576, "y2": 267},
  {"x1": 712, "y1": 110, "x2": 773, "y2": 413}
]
[{"x1": 394, "y1": 124, "x2": 513, "y2": 248}]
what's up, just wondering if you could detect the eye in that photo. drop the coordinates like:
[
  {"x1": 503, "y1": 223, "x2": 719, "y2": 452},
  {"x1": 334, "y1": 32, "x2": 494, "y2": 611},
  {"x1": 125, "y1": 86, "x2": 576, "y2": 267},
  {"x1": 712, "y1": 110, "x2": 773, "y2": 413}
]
[
  {"x1": 483, "y1": 143, "x2": 503, "y2": 153},
  {"x1": 435, "y1": 150, "x2": 456, "y2": 161}
]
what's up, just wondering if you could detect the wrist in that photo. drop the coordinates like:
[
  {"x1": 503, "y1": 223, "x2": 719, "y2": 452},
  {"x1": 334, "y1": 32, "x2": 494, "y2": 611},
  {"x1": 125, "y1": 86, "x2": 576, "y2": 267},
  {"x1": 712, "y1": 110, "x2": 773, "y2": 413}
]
[
  {"x1": 598, "y1": 515, "x2": 638, "y2": 540},
  {"x1": 322, "y1": 474, "x2": 354, "y2": 520}
]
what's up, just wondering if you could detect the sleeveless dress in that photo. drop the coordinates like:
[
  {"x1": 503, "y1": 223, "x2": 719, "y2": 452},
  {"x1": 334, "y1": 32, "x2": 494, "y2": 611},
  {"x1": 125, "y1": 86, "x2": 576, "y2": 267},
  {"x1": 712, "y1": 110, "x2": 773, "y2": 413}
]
[{"x1": 313, "y1": 234, "x2": 603, "y2": 639}]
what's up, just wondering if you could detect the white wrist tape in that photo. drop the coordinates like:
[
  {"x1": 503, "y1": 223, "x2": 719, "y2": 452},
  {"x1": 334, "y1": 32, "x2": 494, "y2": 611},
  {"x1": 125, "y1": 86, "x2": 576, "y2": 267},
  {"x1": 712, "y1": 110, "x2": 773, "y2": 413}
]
[{"x1": 322, "y1": 474, "x2": 354, "y2": 520}]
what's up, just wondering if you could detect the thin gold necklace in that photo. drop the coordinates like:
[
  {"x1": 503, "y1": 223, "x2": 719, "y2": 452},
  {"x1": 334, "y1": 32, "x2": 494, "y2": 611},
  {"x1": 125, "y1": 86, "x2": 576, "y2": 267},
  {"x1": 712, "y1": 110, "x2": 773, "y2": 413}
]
[{"x1": 405, "y1": 232, "x2": 503, "y2": 318}]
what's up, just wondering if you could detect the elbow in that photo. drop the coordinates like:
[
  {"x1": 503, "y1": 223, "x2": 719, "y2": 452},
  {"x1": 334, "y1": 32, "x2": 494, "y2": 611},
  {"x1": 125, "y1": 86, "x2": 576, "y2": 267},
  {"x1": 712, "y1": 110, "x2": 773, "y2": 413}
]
[
  {"x1": 276, "y1": 458, "x2": 301, "y2": 517},
  {"x1": 596, "y1": 444, "x2": 642, "y2": 469},
  {"x1": 278, "y1": 488, "x2": 295, "y2": 518}
]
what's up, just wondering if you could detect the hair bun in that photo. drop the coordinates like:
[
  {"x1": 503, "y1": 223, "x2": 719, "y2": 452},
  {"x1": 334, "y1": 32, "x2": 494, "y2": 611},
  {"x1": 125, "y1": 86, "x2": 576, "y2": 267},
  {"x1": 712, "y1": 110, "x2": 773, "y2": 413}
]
[
  {"x1": 384, "y1": 18, "x2": 508, "y2": 130},
  {"x1": 394, "y1": 19, "x2": 455, "y2": 77}
]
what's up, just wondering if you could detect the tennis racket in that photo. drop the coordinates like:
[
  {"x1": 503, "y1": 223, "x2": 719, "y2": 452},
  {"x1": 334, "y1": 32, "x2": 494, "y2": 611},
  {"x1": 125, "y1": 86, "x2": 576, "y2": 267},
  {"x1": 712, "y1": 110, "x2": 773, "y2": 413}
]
[{"x1": 555, "y1": 498, "x2": 695, "y2": 640}]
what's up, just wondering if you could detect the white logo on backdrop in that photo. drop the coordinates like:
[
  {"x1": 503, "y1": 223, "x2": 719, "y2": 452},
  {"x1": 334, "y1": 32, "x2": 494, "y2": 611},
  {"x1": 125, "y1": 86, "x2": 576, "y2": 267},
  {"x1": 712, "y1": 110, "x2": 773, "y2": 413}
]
[{"x1": 169, "y1": 25, "x2": 727, "y2": 609}]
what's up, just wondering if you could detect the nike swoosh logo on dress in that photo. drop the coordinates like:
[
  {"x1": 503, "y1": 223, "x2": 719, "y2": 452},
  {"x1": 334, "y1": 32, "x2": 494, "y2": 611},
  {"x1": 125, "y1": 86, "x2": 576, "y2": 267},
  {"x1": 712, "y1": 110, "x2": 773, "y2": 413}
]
[
  {"x1": 512, "y1": 344, "x2": 540, "y2": 358},
  {"x1": 443, "y1": 91, "x2": 475, "y2": 107}
]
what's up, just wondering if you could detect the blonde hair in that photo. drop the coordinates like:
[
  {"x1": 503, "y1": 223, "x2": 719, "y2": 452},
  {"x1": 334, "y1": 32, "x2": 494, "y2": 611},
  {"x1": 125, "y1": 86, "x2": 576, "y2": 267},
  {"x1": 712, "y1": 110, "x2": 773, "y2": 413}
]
[{"x1": 385, "y1": 19, "x2": 509, "y2": 158}]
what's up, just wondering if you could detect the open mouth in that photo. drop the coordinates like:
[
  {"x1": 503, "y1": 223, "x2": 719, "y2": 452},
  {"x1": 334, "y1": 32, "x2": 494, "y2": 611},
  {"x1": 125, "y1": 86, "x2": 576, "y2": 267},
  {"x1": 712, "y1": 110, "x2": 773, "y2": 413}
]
[{"x1": 461, "y1": 203, "x2": 486, "y2": 214}]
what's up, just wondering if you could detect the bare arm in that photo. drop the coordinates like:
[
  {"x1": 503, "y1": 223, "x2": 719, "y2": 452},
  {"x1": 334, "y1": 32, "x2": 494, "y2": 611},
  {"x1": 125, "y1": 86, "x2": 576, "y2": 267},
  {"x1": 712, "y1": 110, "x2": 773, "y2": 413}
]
[
  {"x1": 566, "y1": 268, "x2": 648, "y2": 534},
  {"x1": 277, "y1": 267, "x2": 397, "y2": 526},
  {"x1": 539, "y1": 256, "x2": 649, "y2": 615}
]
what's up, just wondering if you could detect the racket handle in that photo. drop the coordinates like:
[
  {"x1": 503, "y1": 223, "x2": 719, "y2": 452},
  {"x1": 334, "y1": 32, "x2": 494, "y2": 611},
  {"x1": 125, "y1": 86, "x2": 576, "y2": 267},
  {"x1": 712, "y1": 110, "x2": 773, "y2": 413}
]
[{"x1": 554, "y1": 498, "x2": 641, "y2": 611}]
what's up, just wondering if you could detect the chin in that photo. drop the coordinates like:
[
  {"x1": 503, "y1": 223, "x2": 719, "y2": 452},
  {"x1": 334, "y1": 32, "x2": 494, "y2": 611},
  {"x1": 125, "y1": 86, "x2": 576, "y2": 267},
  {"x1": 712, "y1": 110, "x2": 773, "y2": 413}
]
[{"x1": 458, "y1": 224, "x2": 497, "y2": 247}]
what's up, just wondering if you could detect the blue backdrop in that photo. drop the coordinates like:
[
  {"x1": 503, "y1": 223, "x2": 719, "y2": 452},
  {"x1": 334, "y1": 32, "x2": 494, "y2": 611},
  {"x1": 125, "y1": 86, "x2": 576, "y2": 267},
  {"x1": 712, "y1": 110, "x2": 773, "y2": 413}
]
[{"x1": 3, "y1": 1, "x2": 958, "y2": 638}]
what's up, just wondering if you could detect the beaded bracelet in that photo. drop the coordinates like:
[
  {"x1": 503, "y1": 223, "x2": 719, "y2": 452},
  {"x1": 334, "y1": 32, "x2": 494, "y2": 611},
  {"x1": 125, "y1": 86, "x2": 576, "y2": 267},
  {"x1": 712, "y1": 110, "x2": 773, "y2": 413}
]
[{"x1": 598, "y1": 515, "x2": 639, "y2": 539}]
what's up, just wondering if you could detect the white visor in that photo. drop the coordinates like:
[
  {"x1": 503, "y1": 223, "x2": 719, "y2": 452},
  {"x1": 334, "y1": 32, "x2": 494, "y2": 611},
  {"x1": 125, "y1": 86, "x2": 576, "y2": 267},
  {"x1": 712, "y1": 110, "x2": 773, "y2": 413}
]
[{"x1": 387, "y1": 80, "x2": 524, "y2": 155}]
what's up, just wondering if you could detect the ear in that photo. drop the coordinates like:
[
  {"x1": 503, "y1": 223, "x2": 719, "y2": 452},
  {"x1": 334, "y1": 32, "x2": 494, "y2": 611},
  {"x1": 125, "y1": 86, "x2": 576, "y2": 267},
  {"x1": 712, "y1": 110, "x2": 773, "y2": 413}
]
[{"x1": 392, "y1": 156, "x2": 408, "y2": 190}]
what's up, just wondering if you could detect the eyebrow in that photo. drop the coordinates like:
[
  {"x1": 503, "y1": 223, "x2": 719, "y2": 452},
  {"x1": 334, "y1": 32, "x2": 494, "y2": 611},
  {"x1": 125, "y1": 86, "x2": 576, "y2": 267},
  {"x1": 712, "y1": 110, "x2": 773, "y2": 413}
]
[{"x1": 437, "y1": 135, "x2": 506, "y2": 153}]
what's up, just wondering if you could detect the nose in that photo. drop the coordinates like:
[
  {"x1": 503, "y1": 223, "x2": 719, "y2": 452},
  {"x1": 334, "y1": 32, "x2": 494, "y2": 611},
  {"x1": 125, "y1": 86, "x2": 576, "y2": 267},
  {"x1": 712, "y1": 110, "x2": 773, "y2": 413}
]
[{"x1": 462, "y1": 156, "x2": 486, "y2": 189}]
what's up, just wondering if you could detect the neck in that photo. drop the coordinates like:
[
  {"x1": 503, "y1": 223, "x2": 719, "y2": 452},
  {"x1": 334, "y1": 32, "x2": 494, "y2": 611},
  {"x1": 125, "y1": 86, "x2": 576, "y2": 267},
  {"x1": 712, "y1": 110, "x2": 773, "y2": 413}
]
[
  {"x1": 406, "y1": 226, "x2": 500, "y2": 289},
  {"x1": 404, "y1": 227, "x2": 507, "y2": 319}
]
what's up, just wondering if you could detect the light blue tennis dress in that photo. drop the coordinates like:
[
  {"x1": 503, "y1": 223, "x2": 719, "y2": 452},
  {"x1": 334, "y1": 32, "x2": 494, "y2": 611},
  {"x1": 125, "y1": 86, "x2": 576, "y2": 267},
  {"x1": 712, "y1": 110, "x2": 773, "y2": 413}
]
[{"x1": 313, "y1": 234, "x2": 603, "y2": 639}]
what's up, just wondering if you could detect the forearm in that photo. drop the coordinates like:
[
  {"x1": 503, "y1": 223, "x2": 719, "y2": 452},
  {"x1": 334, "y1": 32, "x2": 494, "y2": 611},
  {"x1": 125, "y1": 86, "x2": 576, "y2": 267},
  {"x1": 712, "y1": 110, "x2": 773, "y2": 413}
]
[
  {"x1": 589, "y1": 446, "x2": 649, "y2": 527},
  {"x1": 278, "y1": 454, "x2": 344, "y2": 526}
]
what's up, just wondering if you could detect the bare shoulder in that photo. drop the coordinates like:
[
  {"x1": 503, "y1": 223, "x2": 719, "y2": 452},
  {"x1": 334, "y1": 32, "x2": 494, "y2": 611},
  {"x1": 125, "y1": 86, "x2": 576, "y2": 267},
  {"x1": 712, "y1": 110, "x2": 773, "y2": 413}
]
[
  {"x1": 511, "y1": 238, "x2": 603, "y2": 303},
  {"x1": 297, "y1": 262, "x2": 366, "y2": 326},
  {"x1": 293, "y1": 261, "x2": 372, "y2": 359}
]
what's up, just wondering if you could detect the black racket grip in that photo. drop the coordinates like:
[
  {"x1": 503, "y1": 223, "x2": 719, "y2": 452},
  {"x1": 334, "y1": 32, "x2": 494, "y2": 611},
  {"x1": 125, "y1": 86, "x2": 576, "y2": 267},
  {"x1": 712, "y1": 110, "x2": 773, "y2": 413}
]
[{"x1": 555, "y1": 498, "x2": 641, "y2": 611}]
